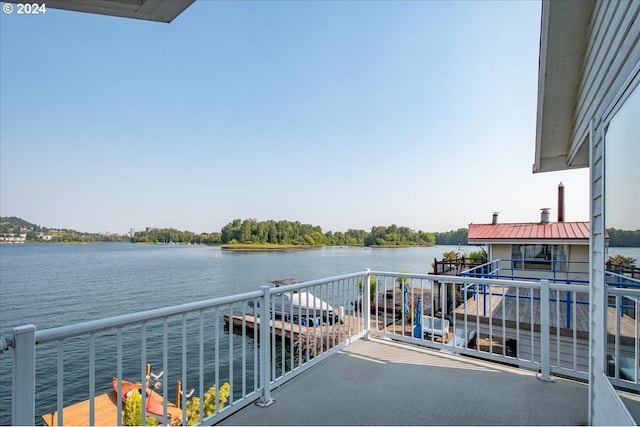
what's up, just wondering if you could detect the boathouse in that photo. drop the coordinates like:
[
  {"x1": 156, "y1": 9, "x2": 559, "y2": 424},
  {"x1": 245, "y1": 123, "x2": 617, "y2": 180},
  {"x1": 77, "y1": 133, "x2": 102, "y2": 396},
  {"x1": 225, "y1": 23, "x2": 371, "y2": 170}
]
[{"x1": 467, "y1": 187, "x2": 593, "y2": 284}]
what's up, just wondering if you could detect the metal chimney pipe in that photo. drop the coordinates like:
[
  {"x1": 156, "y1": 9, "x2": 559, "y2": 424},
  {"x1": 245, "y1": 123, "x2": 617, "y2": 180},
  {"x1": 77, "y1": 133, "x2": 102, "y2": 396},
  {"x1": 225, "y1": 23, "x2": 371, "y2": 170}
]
[
  {"x1": 492, "y1": 212, "x2": 499, "y2": 225},
  {"x1": 558, "y1": 182, "x2": 565, "y2": 222},
  {"x1": 540, "y1": 208, "x2": 550, "y2": 224}
]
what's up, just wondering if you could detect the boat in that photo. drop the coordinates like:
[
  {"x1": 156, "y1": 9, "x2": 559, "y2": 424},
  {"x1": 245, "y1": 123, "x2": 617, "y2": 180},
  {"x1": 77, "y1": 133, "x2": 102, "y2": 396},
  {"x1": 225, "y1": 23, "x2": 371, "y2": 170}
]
[
  {"x1": 248, "y1": 279, "x2": 341, "y2": 325},
  {"x1": 269, "y1": 279, "x2": 340, "y2": 325},
  {"x1": 112, "y1": 377, "x2": 170, "y2": 423}
]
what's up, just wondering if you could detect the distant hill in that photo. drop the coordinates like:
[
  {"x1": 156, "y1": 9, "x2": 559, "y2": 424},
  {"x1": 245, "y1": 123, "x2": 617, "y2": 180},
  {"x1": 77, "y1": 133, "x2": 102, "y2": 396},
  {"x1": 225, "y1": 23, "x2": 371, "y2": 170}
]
[
  {"x1": 0, "y1": 216, "x2": 45, "y2": 234},
  {"x1": 0, "y1": 216, "x2": 128, "y2": 243}
]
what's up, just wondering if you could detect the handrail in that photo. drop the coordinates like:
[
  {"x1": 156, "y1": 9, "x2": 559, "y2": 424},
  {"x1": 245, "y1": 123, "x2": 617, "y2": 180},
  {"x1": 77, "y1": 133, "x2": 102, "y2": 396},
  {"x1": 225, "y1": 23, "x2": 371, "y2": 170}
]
[
  {"x1": 3, "y1": 268, "x2": 639, "y2": 425},
  {"x1": 35, "y1": 290, "x2": 265, "y2": 345}
]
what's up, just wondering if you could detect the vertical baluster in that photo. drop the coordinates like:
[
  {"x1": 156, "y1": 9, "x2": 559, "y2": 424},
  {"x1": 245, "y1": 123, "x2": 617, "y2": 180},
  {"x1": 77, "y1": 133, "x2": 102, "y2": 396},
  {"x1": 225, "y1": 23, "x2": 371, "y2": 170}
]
[
  {"x1": 116, "y1": 328, "x2": 123, "y2": 427},
  {"x1": 162, "y1": 318, "x2": 168, "y2": 424},
  {"x1": 530, "y1": 286, "x2": 535, "y2": 361},
  {"x1": 252, "y1": 300, "x2": 258, "y2": 392},
  {"x1": 229, "y1": 303, "x2": 234, "y2": 405},
  {"x1": 501, "y1": 285, "x2": 506, "y2": 356},
  {"x1": 199, "y1": 310, "x2": 204, "y2": 422},
  {"x1": 215, "y1": 307, "x2": 220, "y2": 412},
  {"x1": 319, "y1": 284, "x2": 324, "y2": 355},
  {"x1": 572, "y1": 290, "x2": 578, "y2": 371},
  {"x1": 281, "y1": 293, "x2": 286, "y2": 377},
  {"x1": 635, "y1": 296, "x2": 639, "y2": 384},
  {"x1": 271, "y1": 294, "x2": 276, "y2": 380},
  {"x1": 615, "y1": 295, "x2": 621, "y2": 380},
  {"x1": 140, "y1": 322, "x2": 147, "y2": 426},
  {"x1": 364, "y1": 270, "x2": 371, "y2": 340},
  {"x1": 305, "y1": 290, "x2": 310, "y2": 362},
  {"x1": 181, "y1": 315, "x2": 187, "y2": 421},
  {"x1": 515, "y1": 287, "x2": 520, "y2": 360},
  {"x1": 257, "y1": 285, "x2": 273, "y2": 406},
  {"x1": 57, "y1": 340, "x2": 64, "y2": 427},
  {"x1": 539, "y1": 279, "x2": 551, "y2": 381},
  {"x1": 296, "y1": 292, "x2": 302, "y2": 369},
  {"x1": 556, "y1": 289, "x2": 561, "y2": 368},
  {"x1": 331, "y1": 281, "x2": 336, "y2": 348},
  {"x1": 475, "y1": 282, "x2": 480, "y2": 350},
  {"x1": 242, "y1": 301, "x2": 247, "y2": 397},
  {"x1": 488, "y1": 283, "x2": 493, "y2": 354},
  {"x1": 89, "y1": 333, "x2": 95, "y2": 426}
]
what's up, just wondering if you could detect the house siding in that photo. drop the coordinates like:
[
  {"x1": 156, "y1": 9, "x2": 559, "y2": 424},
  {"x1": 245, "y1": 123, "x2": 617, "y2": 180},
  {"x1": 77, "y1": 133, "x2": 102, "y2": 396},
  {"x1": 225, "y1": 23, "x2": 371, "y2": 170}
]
[
  {"x1": 571, "y1": 0, "x2": 640, "y2": 166},
  {"x1": 569, "y1": 1, "x2": 640, "y2": 423},
  {"x1": 487, "y1": 243, "x2": 589, "y2": 282}
]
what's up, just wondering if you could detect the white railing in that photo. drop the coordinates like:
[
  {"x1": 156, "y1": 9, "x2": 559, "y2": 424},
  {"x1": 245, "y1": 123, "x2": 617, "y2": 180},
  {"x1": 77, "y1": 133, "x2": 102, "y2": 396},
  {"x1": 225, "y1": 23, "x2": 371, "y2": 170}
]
[
  {"x1": 367, "y1": 272, "x2": 591, "y2": 381},
  {"x1": 3, "y1": 269, "x2": 638, "y2": 425},
  {"x1": 2, "y1": 272, "x2": 367, "y2": 426},
  {"x1": 606, "y1": 272, "x2": 640, "y2": 391}
]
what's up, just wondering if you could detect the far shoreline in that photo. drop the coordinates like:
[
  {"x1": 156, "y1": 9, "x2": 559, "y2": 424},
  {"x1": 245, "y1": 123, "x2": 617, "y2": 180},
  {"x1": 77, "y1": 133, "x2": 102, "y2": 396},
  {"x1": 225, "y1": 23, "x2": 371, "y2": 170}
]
[{"x1": 220, "y1": 243, "x2": 435, "y2": 251}]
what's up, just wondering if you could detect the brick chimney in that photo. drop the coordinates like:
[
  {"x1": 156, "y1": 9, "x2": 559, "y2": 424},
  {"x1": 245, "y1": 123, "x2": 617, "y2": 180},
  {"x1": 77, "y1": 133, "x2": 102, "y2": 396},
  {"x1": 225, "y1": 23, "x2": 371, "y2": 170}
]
[{"x1": 558, "y1": 182, "x2": 565, "y2": 222}]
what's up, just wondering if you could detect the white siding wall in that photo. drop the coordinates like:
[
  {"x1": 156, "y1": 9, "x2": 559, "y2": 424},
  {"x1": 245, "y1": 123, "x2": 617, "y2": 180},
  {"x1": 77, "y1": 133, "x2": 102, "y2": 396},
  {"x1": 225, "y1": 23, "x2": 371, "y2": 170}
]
[
  {"x1": 490, "y1": 244, "x2": 511, "y2": 260},
  {"x1": 572, "y1": 0, "x2": 640, "y2": 160},
  {"x1": 488, "y1": 243, "x2": 589, "y2": 281},
  {"x1": 567, "y1": 245, "x2": 590, "y2": 277},
  {"x1": 579, "y1": 1, "x2": 639, "y2": 424}
]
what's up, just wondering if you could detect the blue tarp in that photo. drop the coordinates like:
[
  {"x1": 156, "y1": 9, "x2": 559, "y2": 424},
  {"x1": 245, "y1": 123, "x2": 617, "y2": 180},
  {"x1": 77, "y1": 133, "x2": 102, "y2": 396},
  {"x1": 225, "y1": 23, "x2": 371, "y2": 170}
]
[{"x1": 413, "y1": 297, "x2": 422, "y2": 338}]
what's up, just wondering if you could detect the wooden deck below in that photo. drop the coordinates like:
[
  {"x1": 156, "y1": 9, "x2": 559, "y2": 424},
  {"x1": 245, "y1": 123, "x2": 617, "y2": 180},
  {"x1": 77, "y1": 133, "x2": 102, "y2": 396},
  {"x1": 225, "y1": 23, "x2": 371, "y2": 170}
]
[
  {"x1": 455, "y1": 286, "x2": 637, "y2": 339},
  {"x1": 41, "y1": 390, "x2": 182, "y2": 426}
]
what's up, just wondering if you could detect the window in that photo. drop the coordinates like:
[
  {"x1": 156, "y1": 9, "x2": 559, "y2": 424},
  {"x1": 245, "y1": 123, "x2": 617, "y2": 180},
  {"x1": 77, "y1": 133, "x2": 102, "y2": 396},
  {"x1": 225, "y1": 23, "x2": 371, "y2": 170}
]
[{"x1": 511, "y1": 244, "x2": 567, "y2": 270}]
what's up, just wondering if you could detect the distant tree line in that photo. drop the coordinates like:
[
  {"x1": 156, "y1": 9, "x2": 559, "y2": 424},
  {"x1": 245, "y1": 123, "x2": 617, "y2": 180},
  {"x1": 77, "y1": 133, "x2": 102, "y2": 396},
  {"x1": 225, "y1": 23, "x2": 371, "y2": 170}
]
[
  {"x1": 132, "y1": 228, "x2": 221, "y2": 245},
  {"x1": 5, "y1": 216, "x2": 638, "y2": 248},
  {"x1": 433, "y1": 228, "x2": 468, "y2": 245},
  {"x1": 607, "y1": 228, "x2": 640, "y2": 247},
  {"x1": 363, "y1": 225, "x2": 435, "y2": 246},
  {"x1": 220, "y1": 219, "x2": 436, "y2": 247}
]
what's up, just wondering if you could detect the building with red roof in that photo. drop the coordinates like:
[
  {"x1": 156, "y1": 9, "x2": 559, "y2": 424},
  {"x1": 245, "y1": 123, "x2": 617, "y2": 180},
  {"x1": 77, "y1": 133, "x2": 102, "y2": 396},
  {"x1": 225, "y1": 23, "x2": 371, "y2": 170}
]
[{"x1": 466, "y1": 191, "x2": 595, "y2": 282}]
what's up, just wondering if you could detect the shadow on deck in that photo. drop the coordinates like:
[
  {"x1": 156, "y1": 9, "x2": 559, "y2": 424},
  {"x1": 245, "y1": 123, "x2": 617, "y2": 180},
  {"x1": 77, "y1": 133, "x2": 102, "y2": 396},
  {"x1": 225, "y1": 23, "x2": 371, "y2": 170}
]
[{"x1": 218, "y1": 338, "x2": 590, "y2": 426}]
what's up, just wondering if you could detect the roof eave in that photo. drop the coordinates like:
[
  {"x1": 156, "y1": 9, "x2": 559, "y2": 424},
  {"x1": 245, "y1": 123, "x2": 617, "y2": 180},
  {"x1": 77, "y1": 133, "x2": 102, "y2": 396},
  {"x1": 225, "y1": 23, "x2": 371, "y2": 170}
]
[
  {"x1": 468, "y1": 239, "x2": 589, "y2": 245},
  {"x1": 39, "y1": 0, "x2": 195, "y2": 23},
  {"x1": 533, "y1": 0, "x2": 595, "y2": 174}
]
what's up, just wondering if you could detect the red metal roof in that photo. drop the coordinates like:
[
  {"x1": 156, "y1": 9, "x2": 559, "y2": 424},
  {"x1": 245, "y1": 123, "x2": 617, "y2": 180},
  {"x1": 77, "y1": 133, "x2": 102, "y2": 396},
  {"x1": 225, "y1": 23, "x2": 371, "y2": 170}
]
[{"x1": 468, "y1": 221, "x2": 590, "y2": 242}]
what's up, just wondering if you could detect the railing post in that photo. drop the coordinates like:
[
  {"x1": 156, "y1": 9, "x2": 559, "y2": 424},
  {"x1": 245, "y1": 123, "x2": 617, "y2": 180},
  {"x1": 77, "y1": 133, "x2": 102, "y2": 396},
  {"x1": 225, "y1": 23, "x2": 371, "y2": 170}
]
[
  {"x1": 256, "y1": 286, "x2": 274, "y2": 407},
  {"x1": 12, "y1": 324, "x2": 36, "y2": 426},
  {"x1": 363, "y1": 269, "x2": 371, "y2": 340},
  {"x1": 538, "y1": 280, "x2": 552, "y2": 381}
]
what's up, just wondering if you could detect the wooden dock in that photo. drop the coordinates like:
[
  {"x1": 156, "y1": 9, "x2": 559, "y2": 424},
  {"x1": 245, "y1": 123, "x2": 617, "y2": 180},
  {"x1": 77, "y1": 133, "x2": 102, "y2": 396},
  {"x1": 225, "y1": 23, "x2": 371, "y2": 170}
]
[
  {"x1": 41, "y1": 390, "x2": 182, "y2": 426},
  {"x1": 454, "y1": 286, "x2": 637, "y2": 339}
]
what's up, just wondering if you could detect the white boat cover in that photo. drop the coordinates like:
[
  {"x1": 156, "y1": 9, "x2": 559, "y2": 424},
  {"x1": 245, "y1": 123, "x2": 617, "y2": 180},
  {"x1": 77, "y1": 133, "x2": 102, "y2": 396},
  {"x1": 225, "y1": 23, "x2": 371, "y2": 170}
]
[{"x1": 271, "y1": 291, "x2": 334, "y2": 316}]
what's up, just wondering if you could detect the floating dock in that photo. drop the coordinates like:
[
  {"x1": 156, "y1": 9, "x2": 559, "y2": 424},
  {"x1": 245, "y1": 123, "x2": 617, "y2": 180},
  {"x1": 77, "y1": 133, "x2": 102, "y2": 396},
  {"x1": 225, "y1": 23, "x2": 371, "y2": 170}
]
[{"x1": 41, "y1": 388, "x2": 182, "y2": 426}]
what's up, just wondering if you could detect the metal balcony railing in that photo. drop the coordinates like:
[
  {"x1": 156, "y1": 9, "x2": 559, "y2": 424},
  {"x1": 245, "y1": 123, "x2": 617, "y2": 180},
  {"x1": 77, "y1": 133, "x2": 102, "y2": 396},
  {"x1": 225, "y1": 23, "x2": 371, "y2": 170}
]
[
  {"x1": 2, "y1": 269, "x2": 638, "y2": 425},
  {"x1": 1, "y1": 272, "x2": 367, "y2": 426}
]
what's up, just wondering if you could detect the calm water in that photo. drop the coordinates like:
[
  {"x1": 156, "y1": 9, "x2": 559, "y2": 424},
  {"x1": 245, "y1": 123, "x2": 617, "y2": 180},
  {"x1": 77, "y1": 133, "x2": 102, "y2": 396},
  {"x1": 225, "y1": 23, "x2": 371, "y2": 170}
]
[
  {"x1": 0, "y1": 242, "x2": 469, "y2": 424},
  {"x1": 1, "y1": 243, "x2": 638, "y2": 424}
]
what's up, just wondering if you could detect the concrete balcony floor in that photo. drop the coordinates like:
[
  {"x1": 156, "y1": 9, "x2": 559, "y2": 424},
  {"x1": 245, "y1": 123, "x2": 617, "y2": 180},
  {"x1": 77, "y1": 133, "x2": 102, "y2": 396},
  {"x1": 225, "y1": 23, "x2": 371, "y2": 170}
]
[{"x1": 219, "y1": 338, "x2": 592, "y2": 426}]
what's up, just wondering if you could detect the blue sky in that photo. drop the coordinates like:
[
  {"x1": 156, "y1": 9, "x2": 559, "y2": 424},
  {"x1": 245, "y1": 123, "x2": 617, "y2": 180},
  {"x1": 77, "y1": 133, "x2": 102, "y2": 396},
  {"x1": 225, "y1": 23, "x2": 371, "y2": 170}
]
[{"x1": 0, "y1": 0, "x2": 590, "y2": 234}]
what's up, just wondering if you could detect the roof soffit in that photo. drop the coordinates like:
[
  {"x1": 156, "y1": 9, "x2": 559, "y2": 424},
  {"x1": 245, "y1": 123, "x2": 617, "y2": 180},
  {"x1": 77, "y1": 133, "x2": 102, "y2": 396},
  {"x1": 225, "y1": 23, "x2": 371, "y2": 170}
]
[
  {"x1": 39, "y1": 0, "x2": 195, "y2": 23},
  {"x1": 534, "y1": 0, "x2": 595, "y2": 173}
]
